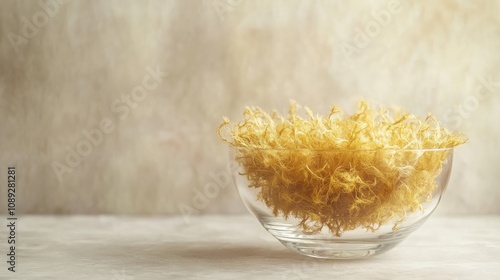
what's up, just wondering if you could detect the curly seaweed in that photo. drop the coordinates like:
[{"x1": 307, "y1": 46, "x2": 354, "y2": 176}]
[{"x1": 218, "y1": 101, "x2": 466, "y2": 236}]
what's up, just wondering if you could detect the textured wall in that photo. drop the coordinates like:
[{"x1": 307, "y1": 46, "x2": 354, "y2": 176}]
[{"x1": 0, "y1": 0, "x2": 498, "y2": 215}]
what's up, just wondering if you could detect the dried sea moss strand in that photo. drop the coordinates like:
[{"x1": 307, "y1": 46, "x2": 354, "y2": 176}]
[{"x1": 219, "y1": 101, "x2": 466, "y2": 236}]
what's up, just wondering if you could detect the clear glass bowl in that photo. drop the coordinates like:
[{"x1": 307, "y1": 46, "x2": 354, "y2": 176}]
[{"x1": 230, "y1": 147, "x2": 454, "y2": 259}]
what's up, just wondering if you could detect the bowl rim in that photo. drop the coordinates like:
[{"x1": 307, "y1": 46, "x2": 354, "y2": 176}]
[{"x1": 230, "y1": 146, "x2": 455, "y2": 152}]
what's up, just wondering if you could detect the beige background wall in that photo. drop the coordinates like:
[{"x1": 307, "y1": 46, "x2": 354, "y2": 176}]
[{"x1": 0, "y1": 0, "x2": 498, "y2": 215}]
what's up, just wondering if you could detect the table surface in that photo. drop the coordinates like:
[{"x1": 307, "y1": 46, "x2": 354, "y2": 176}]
[{"x1": 0, "y1": 215, "x2": 499, "y2": 279}]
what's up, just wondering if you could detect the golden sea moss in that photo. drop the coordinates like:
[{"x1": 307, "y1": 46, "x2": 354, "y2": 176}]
[{"x1": 218, "y1": 101, "x2": 466, "y2": 236}]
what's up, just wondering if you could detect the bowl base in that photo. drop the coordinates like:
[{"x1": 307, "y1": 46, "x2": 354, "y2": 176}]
[
  {"x1": 260, "y1": 216, "x2": 428, "y2": 259},
  {"x1": 279, "y1": 239, "x2": 401, "y2": 259}
]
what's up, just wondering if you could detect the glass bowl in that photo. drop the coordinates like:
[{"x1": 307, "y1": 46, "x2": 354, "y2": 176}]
[{"x1": 229, "y1": 147, "x2": 454, "y2": 259}]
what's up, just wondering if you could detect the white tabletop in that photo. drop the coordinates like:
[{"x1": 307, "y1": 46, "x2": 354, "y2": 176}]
[{"x1": 1, "y1": 215, "x2": 499, "y2": 279}]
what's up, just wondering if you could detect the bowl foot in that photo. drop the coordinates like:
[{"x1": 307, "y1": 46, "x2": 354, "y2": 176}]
[{"x1": 278, "y1": 239, "x2": 401, "y2": 259}]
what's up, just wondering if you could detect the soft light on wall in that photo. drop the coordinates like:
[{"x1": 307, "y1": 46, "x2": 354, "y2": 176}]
[{"x1": 0, "y1": 0, "x2": 498, "y2": 215}]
